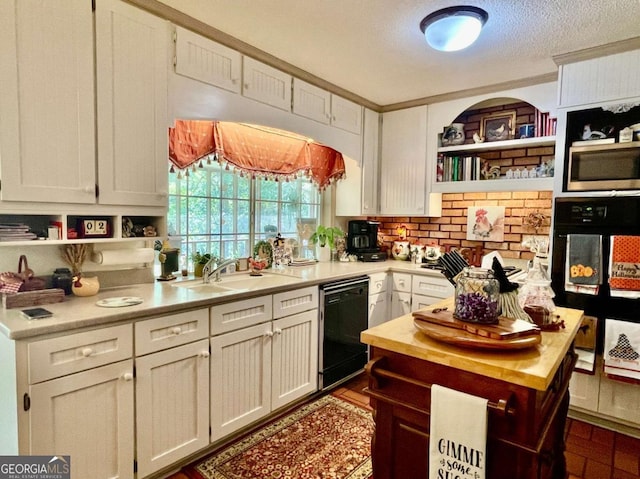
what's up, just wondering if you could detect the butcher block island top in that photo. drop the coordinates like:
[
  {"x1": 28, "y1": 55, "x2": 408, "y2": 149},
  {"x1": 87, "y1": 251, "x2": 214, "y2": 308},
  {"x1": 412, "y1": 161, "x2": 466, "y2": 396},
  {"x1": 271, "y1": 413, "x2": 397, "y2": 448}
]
[{"x1": 361, "y1": 297, "x2": 584, "y2": 391}]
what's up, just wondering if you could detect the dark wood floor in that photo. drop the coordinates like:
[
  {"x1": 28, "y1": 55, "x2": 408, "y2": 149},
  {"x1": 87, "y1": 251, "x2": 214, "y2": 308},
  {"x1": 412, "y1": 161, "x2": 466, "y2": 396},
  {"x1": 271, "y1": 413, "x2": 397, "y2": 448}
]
[{"x1": 167, "y1": 373, "x2": 639, "y2": 479}]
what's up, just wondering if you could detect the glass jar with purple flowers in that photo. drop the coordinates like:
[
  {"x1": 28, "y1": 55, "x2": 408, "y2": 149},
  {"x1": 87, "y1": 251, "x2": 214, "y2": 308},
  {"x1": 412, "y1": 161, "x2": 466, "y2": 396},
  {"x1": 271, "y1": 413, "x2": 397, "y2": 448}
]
[{"x1": 454, "y1": 267, "x2": 499, "y2": 324}]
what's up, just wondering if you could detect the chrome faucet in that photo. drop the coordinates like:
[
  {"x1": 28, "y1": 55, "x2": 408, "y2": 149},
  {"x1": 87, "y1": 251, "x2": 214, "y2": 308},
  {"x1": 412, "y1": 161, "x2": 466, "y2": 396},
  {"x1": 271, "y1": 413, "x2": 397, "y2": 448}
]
[{"x1": 202, "y1": 257, "x2": 237, "y2": 283}]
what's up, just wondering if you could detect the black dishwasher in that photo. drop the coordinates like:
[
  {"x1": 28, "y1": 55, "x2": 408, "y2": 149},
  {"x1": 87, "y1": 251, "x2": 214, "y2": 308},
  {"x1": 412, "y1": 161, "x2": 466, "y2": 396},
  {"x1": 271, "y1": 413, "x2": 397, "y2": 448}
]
[{"x1": 319, "y1": 276, "x2": 369, "y2": 390}]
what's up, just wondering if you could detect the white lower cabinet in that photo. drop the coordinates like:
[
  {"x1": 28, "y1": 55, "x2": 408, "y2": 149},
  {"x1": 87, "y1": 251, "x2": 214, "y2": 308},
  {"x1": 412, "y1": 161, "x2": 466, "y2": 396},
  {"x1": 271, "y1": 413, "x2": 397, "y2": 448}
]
[
  {"x1": 133, "y1": 309, "x2": 209, "y2": 478},
  {"x1": 390, "y1": 290, "x2": 412, "y2": 319},
  {"x1": 26, "y1": 325, "x2": 135, "y2": 479},
  {"x1": 368, "y1": 272, "x2": 389, "y2": 328},
  {"x1": 569, "y1": 364, "x2": 640, "y2": 428},
  {"x1": 389, "y1": 272, "x2": 454, "y2": 318},
  {"x1": 30, "y1": 361, "x2": 134, "y2": 479},
  {"x1": 210, "y1": 288, "x2": 318, "y2": 442},
  {"x1": 135, "y1": 340, "x2": 210, "y2": 478}
]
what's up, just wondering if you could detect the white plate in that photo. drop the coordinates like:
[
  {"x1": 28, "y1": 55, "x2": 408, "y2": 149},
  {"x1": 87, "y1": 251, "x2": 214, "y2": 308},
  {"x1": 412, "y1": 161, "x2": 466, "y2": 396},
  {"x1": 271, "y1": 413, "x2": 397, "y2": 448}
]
[{"x1": 96, "y1": 297, "x2": 144, "y2": 308}]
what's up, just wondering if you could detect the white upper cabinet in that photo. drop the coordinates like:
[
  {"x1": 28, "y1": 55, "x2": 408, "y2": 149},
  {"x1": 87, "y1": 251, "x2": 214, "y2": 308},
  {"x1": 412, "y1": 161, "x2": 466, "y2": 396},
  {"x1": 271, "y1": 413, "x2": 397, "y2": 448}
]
[
  {"x1": 331, "y1": 95, "x2": 363, "y2": 134},
  {"x1": 361, "y1": 108, "x2": 380, "y2": 215},
  {"x1": 174, "y1": 26, "x2": 242, "y2": 93},
  {"x1": 95, "y1": 0, "x2": 170, "y2": 207},
  {"x1": 558, "y1": 48, "x2": 640, "y2": 108},
  {"x1": 380, "y1": 106, "x2": 431, "y2": 216},
  {"x1": 293, "y1": 78, "x2": 331, "y2": 124},
  {"x1": 0, "y1": 0, "x2": 96, "y2": 204},
  {"x1": 242, "y1": 57, "x2": 292, "y2": 111}
]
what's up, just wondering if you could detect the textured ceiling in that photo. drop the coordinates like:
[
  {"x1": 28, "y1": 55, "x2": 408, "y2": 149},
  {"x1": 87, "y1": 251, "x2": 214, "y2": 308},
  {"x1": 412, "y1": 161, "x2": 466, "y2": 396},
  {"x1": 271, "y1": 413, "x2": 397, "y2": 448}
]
[{"x1": 159, "y1": 0, "x2": 640, "y2": 106}]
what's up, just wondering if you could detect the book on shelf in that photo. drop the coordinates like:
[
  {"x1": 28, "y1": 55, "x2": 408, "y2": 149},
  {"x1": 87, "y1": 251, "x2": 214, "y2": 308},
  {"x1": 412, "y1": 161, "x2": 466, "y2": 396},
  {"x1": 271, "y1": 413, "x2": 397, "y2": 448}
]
[
  {"x1": 437, "y1": 155, "x2": 482, "y2": 182},
  {"x1": 571, "y1": 138, "x2": 616, "y2": 146}
]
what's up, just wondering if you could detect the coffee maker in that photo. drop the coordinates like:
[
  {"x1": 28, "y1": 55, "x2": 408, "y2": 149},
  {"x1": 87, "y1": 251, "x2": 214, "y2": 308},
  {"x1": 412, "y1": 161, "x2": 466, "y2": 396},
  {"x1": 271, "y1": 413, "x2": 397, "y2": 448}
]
[{"x1": 347, "y1": 220, "x2": 386, "y2": 262}]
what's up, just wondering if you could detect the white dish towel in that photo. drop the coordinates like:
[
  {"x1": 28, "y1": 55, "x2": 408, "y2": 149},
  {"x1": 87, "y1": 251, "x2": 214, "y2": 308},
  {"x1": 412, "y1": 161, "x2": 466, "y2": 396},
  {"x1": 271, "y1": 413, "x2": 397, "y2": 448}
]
[{"x1": 429, "y1": 384, "x2": 488, "y2": 479}]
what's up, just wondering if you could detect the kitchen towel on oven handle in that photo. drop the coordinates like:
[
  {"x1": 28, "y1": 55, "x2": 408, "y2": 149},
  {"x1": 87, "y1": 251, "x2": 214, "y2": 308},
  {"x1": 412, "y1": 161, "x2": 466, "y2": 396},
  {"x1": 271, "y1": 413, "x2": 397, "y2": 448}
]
[
  {"x1": 609, "y1": 235, "x2": 640, "y2": 298},
  {"x1": 565, "y1": 234, "x2": 602, "y2": 295}
]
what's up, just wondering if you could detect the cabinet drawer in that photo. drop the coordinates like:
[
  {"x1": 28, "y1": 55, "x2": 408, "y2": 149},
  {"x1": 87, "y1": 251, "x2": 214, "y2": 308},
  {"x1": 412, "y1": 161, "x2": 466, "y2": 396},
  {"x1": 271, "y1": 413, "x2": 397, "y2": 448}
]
[
  {"x1": 273, "y1": 286, "x2": 318, "y2": 319},
  {"x1": 135, "y1": 309, "x2": 208, "y2": 356},
  {"x1": 211, "y1": 296, "x2": 272, "y2": 334},
  {"x1": 391, "y1": 273, "x2": 412, "y2": 293},
  {"x1": 411, "y1": 293, "x2": 440, "y2": 312},
  {"x1": 28, "y1": 324, "x2": 133, "y2": 384},
  {"x1": 412, "y1": 274, "x2": 454, "y2": 299},
  {"x1": 369, "y1": 272, "x2": 388, "y2": 294}
]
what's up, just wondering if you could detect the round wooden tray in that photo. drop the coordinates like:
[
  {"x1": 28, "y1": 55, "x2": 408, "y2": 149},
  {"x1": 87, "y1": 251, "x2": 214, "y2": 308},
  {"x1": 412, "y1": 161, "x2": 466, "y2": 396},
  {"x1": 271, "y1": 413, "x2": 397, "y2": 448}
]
[{"x1": 414, "y1": 318, "x2": 541, "y2": 350}]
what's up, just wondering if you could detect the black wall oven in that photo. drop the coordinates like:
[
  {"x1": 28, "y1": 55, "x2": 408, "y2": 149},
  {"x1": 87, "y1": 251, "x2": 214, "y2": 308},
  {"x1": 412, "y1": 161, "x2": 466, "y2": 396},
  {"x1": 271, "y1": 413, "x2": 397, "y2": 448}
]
[{"x1": 551, "y1": 196, "x2": 640, "y2": 353}]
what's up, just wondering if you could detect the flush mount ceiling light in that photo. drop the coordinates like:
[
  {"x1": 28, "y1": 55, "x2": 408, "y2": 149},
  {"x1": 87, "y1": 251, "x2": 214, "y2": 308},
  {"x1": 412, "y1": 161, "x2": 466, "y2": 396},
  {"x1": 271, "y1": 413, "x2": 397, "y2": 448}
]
[{"x1": 420, "y1": 6, "x2": 488, "y2": 52}]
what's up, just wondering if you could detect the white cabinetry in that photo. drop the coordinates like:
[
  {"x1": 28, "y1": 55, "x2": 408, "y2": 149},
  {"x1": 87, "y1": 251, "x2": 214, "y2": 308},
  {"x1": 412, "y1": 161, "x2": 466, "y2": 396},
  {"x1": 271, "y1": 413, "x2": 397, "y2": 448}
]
[
  {"x1": 174, "y1": 26, "x2": 242, "y2": 93},
  {"x1": 380, "y1": 106, "x2": 440, "y2": 216},
  {"x1": 242, "y1": 57, "x2": 292, "y2": 111},
  {"x1": 210, "y1": 287, "x2": 318, "y2": 441},
  {"x1": 293, "y1": 79, "x2": 331, "y2": 124},
  {"x1": 361, "y1": 109, "x2": 380, "y2": 215},
  {"x1": 558, "y1": 48, "x2": 640, "y2": 108},
  {"x1": 569, "y1": 362, "x2": 640, "y2": 429},
  {"x1": 292, "y1": 79, "x2": 362, "y2": 134},
  {"x1": 389, "y1": 271, "x2": 454, "y2": 319},
  {"x1": 411, "y1": 274, "x2": 455, "y2": 311},
  {"x1": 390, "y1": 273, "x2": 412, "y2": 319},
  {"x1": 27, "y1": 325, "x2": 135, "y2": 479},
  {"x1": 368, "y1": 272, "x2": 389, "y2": 328},
  {"x1": 331, "y1": 95, "x2": 363, "y2": 134},
  {"x1": 134, "y1": 310, "x2": 210, "y2": 478},
  {"x1": 0, "y1": 0, "x2": 96, "y2": 204},
  {"x1": 95, "y1": 0, "x2": 169, "y2": 207}
]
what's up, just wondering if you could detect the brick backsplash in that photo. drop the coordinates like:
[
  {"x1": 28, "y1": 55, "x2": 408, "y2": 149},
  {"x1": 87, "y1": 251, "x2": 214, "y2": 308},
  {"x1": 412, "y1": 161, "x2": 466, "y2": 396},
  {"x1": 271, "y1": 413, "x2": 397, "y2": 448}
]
[{"x1": 369, "y1": 190, "x2": 552, "y2": 262}]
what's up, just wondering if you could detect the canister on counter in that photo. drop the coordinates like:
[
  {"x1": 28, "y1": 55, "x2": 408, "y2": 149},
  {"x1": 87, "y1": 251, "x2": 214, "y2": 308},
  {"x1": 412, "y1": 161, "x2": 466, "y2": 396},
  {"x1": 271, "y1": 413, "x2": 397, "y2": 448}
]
[{"x1": 52, "y1": 267, "x2": 73, "y2": 295}]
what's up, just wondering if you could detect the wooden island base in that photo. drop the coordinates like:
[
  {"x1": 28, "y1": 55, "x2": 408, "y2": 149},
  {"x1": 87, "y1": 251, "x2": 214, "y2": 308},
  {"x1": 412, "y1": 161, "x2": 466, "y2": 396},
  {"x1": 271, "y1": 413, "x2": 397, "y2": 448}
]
[
  {"x1": 360, "y1": 301, "x2": 583, "y2": 479},
  {"x1": 365, "y1": 348, "x2": 577, "y2": 479}
]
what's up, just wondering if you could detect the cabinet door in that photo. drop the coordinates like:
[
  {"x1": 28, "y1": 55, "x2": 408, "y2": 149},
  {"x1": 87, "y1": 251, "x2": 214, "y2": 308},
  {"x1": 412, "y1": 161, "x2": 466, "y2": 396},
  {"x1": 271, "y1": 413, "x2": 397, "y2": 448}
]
[
  {"x1": 292, "y1": 78, "x2": 330, "y2": 124},
  {"x1": 380, "y1": 106, "x2": 428, "y2": 215},
  {"x1": 271, "y1": 309, "x2": 318, "y2": 409},
  {"x1": 0, "y1": 0, "x2": 96, "y2": 204},
  {"x1": 210, "y1": 323, "x2": 272, "y2": 441},
  {"x1": 411, "y1": 293, "x2": 440, "y2": 312},
  {"x1": 391, "y1": 273, "x2": 412, "y2": 293},
  {"x1": 95, "y1": 0, "x2": 169, "y2": 206},
  {"x1": 390, "y1": 291, "x2": 412, "y2": 319},
  {"x1": 369, "y1": 292, "x2": 389, "y2": 328},
  {"x1": 174, "y1": 26, "x2": 241, "y2": 93},
  {"x1": 331, "y1": 95, "x2": 363, "y2": 134},
  {"x1": 361, "y1": 108, "x2": 380, "y2": 215},
  {"x1": 29, "y1": 360, "x2": 134, "y2": 479},
  {"x1": 568, "y1": 371, "x2": 600, "y2": 412},
  {"x1": 597, "y1": 375, "x2": 640, "y2": 425},
  {"x1": 135, "y1": 340, "x2": 209, "y2": 477},
  {"x1": 242, "y1": 57, "x2": 292, "y2": 111}
]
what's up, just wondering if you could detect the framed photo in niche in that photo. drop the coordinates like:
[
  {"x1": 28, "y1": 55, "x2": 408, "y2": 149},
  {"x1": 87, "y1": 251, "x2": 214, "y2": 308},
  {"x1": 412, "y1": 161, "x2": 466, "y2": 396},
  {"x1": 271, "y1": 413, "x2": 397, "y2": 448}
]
[{"x1": 480, "y1": 111, "x2": 516, "y2": 142}]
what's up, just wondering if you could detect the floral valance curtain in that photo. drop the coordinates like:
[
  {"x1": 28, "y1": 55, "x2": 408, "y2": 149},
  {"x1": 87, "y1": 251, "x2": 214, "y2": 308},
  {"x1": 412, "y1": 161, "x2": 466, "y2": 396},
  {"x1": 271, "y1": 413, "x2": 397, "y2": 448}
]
[{"x1": 168, "y1": 120, "x2": 346, "y2": 190}]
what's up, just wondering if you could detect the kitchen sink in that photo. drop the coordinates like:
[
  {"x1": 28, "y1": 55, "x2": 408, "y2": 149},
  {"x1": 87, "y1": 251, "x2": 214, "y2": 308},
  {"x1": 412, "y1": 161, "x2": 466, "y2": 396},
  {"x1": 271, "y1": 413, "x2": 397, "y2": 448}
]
[{"x1": 172, "y1": 273, "x2": 300, "y2": 293}]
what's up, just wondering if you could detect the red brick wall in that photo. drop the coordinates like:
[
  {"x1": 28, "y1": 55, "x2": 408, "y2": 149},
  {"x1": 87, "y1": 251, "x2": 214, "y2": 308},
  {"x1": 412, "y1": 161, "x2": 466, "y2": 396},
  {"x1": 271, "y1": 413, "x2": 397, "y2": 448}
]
[{"x1": 369, "y1": 190, "x2": 552, "y2": 262}]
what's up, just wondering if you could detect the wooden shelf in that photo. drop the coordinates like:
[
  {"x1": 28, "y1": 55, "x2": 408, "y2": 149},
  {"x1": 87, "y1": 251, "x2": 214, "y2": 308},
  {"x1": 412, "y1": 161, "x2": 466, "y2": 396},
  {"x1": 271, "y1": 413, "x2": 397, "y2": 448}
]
[
  {"x1": 432, "y1": 177, "x2": 554, "y2": 193},
  {"x1": 438, "y1": 135, "x2": 556, "y2": 154}
]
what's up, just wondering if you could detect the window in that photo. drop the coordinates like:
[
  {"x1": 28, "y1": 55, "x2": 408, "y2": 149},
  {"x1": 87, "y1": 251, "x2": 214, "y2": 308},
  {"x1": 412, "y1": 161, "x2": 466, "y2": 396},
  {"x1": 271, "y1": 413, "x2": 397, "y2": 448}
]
[{"x1": 168, "y1": 161, "x2": 321, "y2": 267}]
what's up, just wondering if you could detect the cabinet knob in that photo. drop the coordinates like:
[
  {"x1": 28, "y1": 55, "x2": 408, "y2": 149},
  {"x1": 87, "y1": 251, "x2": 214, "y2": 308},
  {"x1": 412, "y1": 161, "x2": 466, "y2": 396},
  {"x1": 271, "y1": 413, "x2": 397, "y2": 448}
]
[
  {"x1": 122, "y1": 372, "x2": 134, "y2": 381},
  {"x1": 274, "y1": 328, "x2": 282, "y2": 335},
  {"x1": 170, "y1": 326, "x2": 182, "y2": 335},
  {"x1": 199, "y1": 351, "x2": 210, "y2": 358},
  {"x1": 264, "y1": 331, "x2": 274, "y2": 338},
  {"x1": 81, "y1": 347, "x2": 93, "y2": 357},
  {"x1": 83, "y1": 185, "x2": 95, "y2": 194},
  {"x1": 399, "y1": 280, "x2": 405, "y2": 286}
]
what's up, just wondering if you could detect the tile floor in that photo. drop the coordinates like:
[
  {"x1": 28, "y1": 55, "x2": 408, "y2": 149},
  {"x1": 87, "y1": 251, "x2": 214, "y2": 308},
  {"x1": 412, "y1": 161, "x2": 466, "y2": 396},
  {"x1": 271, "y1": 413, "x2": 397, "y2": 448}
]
[{"x1": 168, "y1": 373, "x2": 639, "y2": 479}]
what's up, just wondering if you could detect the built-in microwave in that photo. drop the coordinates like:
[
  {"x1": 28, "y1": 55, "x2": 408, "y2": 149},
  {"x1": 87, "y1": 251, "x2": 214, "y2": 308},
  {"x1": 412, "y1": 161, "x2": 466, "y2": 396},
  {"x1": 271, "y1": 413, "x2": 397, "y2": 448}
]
[{"x1": 566, "y1": 141, "x2": 640, "y2": 191}]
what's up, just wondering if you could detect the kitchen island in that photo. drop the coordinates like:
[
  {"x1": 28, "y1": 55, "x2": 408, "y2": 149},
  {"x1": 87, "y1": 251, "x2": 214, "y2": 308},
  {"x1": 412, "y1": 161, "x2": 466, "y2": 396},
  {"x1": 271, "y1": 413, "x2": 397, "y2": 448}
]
[{"x1": 361, "y1": 298, "x2": 583, "y2": 479}]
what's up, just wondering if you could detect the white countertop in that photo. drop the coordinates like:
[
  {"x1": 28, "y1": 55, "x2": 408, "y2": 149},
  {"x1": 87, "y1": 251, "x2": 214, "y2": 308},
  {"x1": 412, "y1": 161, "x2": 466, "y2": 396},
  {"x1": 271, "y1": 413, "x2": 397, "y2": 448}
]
[{"x1": 1, "y1": 259, "x2": 446, "y2": 340}]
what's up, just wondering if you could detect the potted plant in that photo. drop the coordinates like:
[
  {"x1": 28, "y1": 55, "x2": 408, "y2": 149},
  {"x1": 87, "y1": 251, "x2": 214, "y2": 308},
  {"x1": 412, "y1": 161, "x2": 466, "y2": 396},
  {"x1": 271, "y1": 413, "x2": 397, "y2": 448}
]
[
  {"x1": 192, "y1": 252, "x2": 212, "y2": 277},
  {"x1": 310, "y1": 225, "x2": 344, "y2": 262}
]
